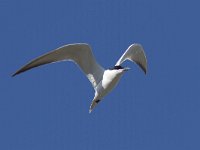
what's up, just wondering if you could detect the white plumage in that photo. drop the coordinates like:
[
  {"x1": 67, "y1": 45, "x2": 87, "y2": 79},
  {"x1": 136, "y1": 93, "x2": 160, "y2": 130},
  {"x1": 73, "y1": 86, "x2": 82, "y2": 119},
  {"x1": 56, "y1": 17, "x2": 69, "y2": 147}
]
[{"x1": 13, "y1": 43, "x2": 147, "y2": 113}]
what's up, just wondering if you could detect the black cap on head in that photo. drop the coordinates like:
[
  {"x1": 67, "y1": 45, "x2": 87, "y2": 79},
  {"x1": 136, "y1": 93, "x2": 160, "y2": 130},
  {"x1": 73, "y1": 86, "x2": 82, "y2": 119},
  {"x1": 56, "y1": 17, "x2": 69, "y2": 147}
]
[{"x1": 110, "y1": 65, "x2": 124, "y2": 70}]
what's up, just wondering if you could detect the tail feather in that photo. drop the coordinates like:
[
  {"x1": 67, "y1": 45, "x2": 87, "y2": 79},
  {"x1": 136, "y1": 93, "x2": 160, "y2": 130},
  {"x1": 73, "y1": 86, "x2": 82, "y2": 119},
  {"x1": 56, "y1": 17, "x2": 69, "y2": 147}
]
[{"x1": 89, "y1": 99, "x2": 101, "y2": 113}]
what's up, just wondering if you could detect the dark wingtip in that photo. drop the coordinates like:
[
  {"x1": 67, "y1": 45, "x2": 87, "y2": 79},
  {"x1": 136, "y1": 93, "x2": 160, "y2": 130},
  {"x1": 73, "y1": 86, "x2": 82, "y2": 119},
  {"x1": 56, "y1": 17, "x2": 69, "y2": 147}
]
[
  {"x1": 12, "y1": 69, "x2": 25, "y2": 77},
  {"x1": 143, "y1": 67, "x2": 147, "y2": 75},
  {"x1": 143, "y1": 68, "x2": 147, "y2": 75},
  {"x1": 137, "y1": 62, "x2": 147, "y2": 75},
  {"x1": 12, "y1": 73, "x2": 19, "y2": 77},
  {"x1": 12, "y1": 72, "x2": 17, "y2": 77}
]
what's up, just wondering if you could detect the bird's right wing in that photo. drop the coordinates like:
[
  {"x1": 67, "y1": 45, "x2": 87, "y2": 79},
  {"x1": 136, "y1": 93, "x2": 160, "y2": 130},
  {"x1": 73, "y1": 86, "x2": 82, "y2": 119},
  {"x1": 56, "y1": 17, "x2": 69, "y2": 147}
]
[
  {"x1": 115, "y1": 44, "x2": 147, "y2": 74},
  {"x1": 12, "y1": 43, "x2": 105, "y2": 88}
]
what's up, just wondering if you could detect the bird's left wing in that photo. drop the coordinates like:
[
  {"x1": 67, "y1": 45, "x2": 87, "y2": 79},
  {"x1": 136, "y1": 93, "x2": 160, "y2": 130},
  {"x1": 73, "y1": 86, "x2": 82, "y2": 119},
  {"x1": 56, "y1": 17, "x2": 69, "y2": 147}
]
[
  {"x1": 115, "y1": 44, "x2": 147, "y2": 74},
  {"x1": 12, "y1": 43, "x2": 104, "y2": 88}
]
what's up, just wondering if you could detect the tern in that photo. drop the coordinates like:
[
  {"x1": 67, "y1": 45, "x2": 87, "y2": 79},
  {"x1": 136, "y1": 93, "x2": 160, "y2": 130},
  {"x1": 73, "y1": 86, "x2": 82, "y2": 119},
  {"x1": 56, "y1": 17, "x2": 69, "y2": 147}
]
[{"x1": 12, "y1": 43, "x2": 147, "y2": 113}]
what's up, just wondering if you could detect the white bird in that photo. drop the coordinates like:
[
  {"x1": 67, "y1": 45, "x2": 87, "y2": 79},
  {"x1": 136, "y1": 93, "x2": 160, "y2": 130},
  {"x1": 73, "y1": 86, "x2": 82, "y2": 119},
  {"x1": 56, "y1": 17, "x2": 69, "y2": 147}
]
[{"x1": 12, "y1": 43, "x2": 147, "y2": 113}]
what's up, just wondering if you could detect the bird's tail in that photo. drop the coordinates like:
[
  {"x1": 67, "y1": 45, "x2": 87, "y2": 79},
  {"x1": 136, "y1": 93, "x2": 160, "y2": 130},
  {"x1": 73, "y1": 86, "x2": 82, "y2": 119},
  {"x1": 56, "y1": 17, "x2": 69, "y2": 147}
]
[{"x1": 89, "y1": 99, "x2": 101, "y2": 113}]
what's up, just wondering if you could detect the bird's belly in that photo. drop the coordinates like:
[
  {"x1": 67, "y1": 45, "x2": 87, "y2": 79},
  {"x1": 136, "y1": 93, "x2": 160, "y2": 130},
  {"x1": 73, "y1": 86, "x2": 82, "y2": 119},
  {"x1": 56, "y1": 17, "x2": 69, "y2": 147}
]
[
  {"x1": 95, "y1": 75, "x2": 121, "y2": 99},
  {"x1": 102, "y1": 77, "x2": 120, "y2": 91}
]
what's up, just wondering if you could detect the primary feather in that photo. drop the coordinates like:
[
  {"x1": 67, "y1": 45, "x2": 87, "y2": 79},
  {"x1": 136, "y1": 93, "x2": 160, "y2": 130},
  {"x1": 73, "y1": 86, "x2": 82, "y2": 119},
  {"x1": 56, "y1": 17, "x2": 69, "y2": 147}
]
[{"x1": 12, "y1": 43, "x2": 104, "y2": 88}]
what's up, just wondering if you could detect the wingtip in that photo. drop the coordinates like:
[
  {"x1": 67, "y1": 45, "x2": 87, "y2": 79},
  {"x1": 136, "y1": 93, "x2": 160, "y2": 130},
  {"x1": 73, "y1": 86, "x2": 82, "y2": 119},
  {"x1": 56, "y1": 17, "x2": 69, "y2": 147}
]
[
  {"x1": 137, "y1": 62, "x2": 147, "y2": 75},
  {"x1": 11, "y1": 72, "x2": 17, "y2": 77},
  {"x1": 11, "y1": 70, "x2": 22, "y2": 77},
  {"x1": 144, "y1": 68, "x2": 147, "y2": 75}
]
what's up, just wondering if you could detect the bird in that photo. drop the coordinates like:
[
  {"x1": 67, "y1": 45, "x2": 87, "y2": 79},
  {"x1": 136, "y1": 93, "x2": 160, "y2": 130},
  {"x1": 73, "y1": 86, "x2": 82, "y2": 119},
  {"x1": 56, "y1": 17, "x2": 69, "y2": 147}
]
[{"x1": 12, "y1": 43, "x2": 147, "y2": 113}]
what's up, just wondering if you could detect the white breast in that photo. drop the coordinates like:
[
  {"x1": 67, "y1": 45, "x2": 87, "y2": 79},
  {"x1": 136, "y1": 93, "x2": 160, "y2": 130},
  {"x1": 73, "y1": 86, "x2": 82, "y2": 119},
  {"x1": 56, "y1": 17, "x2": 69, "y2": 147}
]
[{"x1": 95, "y1": 69, "x2": 124, "y2": 100}]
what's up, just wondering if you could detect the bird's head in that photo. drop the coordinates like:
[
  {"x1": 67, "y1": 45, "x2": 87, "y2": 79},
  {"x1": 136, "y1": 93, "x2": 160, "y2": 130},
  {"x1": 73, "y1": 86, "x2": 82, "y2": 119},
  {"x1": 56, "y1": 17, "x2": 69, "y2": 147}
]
[
  {"x1": 110, "y1": 65, "x2": 130, "y2": 72},
  {"x1": 105, "y1": 65, "x2": 130, "y2": 81}
]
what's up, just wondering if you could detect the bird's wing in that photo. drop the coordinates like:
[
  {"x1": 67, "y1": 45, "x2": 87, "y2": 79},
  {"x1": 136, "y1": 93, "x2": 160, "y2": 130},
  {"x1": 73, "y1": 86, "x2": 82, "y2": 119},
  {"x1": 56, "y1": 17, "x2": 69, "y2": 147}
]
[
  {"x1": 115, "y1": 44, "x2": 147, "y2": 74},
  {"x1": 12, "y1": 43, "x2": 105, "y2": 88}
]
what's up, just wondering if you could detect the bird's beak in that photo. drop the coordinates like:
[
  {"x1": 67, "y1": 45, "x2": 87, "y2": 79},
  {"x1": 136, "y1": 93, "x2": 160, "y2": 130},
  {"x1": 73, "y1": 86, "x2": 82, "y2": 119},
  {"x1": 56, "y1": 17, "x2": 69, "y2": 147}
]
[{"x1": 123, "y1": 67, "x2": 130, "y2": 71}]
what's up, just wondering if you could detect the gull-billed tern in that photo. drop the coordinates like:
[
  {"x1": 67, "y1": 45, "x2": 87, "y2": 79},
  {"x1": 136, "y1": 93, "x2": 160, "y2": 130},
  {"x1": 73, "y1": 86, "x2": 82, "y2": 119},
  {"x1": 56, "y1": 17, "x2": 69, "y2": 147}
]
[{"x1": 12, "y1": 43, "x2": 147, "y2": 113}]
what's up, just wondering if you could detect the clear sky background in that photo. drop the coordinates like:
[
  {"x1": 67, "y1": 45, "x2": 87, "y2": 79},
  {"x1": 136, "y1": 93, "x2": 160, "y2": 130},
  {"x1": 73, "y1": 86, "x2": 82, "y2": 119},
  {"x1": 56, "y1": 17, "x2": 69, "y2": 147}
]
[{"x1": 1, "y1": 0, "x2": 200, "y2": 150}]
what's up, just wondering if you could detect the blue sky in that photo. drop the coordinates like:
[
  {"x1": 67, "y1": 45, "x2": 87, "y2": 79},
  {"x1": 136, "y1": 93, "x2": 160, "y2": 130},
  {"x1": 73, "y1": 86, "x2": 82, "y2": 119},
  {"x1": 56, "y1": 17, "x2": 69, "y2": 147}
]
[{"x1": 1, "y1": 0, "x2": 200, "y2": 149}]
